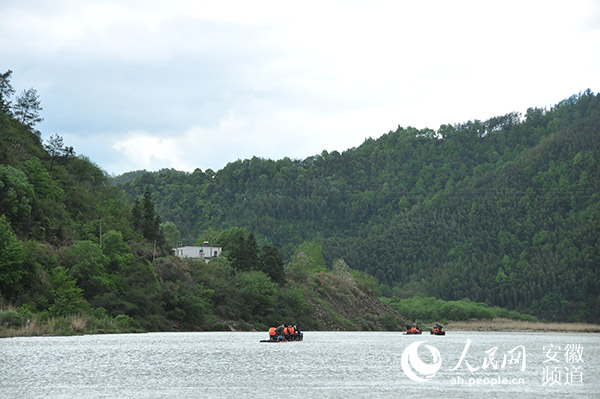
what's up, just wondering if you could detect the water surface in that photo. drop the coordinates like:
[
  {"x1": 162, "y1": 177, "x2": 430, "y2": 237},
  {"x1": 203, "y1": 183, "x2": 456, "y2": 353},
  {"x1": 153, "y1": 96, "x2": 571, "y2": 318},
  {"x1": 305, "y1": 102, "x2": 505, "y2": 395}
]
[{"x1": 1, "y1": 331, "x2": 598, "y2": 398}]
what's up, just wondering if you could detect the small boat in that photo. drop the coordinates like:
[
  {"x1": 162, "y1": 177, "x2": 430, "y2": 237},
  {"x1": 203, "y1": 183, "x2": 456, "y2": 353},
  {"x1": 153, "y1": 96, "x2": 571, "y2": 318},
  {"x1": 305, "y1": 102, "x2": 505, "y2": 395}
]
[
  {"x1": 430, "y1": 324, "x2": 445, "y2": 335},
  {"x1": 404, "y1": 327, "x2": 422, "y2": 335},
  {"x1": 260, "y1": 332, "x2": 304, "y2": 343}
]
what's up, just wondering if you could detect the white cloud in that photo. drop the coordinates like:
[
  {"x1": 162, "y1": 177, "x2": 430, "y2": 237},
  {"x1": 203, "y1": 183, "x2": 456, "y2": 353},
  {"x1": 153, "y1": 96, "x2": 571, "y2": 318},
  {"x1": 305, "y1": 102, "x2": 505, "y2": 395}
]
[
  {"x1": 3, "y1": 0, "x2": 600, "y2": 174},
  {"x1": 112, "y1": 134, "x2": 183, "y2": 171}
]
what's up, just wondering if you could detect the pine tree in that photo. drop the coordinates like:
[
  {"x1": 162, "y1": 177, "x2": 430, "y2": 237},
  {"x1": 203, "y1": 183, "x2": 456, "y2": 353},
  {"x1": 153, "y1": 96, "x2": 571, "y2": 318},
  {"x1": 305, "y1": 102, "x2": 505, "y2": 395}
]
[
  {"x1": 0, "y1": 70, "x2": 15, "y2": 114},
  {"x1": 43, "y1": 134, "x2": 65, "y2": 169},
  {"x1": 13, "y1": 87, "x2": 43, "y2": 131},
  {"x1": 131, "y1": 188, "x2": 165, "y2": 249}
]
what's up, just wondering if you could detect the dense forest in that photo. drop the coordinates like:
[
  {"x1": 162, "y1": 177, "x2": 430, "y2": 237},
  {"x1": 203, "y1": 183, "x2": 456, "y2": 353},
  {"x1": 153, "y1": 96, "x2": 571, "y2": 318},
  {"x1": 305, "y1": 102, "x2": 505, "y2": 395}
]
[
  {"x1": 0, "y1": 70, "x2": 404, "y2": 335},
  {"x1": 117, "y1": 90, "x2": 600, "y2": 323}
]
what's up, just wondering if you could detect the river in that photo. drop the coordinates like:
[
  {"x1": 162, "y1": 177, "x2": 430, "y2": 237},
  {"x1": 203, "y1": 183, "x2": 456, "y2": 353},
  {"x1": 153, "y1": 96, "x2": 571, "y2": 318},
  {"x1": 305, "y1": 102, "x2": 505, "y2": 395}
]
[{"x1": 1, "y1": 331, "x2": 598, "y2": 398}]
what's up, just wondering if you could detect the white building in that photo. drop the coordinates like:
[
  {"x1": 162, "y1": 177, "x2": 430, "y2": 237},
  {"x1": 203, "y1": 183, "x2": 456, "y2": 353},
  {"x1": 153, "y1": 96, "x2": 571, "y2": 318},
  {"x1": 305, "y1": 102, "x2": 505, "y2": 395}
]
[{"x1": 173, "y1": 242, "x2": 222, "y2": 262}]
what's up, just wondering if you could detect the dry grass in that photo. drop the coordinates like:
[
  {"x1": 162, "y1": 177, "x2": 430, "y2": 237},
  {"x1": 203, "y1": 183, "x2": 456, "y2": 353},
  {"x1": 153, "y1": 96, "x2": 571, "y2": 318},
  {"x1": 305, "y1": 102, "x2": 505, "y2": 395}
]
[
  {"x1": 0, "y1": 315, "x2": 92, "y2": 338},
  {"x1": 1, "y1": 314, "x2": 144, "y2": 338},
  {"x1": 70, "y1": 314, "x2": 88, "y2": 333},
  {"x1": 0, "y1": 317, "x2": 58, "y2": 338},
  {"x1": 446, "y1": 318, "x2": 600, "y2": 333}
]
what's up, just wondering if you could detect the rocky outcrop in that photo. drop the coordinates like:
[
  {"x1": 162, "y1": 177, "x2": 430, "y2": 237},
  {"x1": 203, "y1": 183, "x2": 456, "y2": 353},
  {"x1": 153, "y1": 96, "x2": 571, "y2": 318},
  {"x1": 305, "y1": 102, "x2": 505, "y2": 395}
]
[{"x1": 304, "y1": 273, "x2": 404, "y2": 330}]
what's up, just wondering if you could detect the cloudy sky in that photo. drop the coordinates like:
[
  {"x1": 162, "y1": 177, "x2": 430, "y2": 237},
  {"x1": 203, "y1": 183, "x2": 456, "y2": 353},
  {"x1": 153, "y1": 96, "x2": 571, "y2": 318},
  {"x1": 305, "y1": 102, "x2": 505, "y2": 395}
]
[{"x1": 2, "y1": 0, "x2": 599, "y2": 175}]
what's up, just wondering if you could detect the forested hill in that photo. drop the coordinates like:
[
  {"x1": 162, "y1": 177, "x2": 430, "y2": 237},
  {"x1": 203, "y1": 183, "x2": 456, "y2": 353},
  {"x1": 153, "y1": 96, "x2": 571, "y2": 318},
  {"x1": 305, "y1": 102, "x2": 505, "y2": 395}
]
[
  {"x1": 0, "y1": 72, "x2": 404, "y2": 334},
  {"x1": 118, "y1": 91, "x2": 600, "y2": 323}
]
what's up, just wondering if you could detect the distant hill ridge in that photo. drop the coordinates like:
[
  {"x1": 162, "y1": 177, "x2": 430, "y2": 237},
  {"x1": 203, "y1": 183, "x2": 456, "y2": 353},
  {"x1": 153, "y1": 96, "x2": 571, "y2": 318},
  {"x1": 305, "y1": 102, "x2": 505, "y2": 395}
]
[{"x1": 117, "y1": 90, "x2": 600, "y2": 322}]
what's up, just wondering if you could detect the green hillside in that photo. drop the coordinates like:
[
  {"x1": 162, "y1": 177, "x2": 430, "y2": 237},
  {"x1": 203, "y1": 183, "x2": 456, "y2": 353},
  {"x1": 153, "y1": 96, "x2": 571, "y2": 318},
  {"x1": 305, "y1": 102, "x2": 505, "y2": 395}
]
[
  {"x1": 0, "y1": 71, "x2": 403, "y2": 335},
  {"x1": 118, "y1": 90, "x2": 600, "y2": 323}
]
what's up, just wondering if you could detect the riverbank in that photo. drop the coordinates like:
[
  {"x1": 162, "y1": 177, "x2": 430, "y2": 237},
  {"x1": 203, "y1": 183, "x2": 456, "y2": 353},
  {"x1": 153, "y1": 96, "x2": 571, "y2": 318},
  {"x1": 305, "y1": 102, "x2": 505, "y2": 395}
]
[
  {"x1": 445, "y1": 318, "x2": 600, "y2": 333},
  {"x1": 5, "y1": 314, "x2": 600, "y2": 338},
  {"x1": 0, "y1": 313, "x2": 145, "y2": 338}
]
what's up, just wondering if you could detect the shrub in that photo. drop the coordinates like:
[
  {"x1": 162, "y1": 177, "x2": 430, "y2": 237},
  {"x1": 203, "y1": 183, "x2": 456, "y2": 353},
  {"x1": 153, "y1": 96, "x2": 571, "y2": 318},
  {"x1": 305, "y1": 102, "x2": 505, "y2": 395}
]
[{"x1": 0, "y1": 310, "x2": 26, "y2": 328}]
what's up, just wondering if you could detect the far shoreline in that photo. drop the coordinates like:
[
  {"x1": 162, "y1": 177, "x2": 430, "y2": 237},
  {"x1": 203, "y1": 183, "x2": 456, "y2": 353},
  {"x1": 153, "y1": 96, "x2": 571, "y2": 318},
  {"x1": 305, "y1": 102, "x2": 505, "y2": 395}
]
[
  {"x1": 3, "y1": 318, "x2": 600, "y2": 338},
  {"x1": 444, "y1": 318, "x2": 600, "y2": 333}
]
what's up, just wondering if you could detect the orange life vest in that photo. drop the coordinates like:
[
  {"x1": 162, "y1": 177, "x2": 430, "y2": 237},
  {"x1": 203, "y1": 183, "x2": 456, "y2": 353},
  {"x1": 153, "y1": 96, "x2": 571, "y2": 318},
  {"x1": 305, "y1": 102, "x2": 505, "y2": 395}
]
[
  {"x1": 283, "y1": 327, "x2": 289, "y2": 335},
  {"x1": 269, "y1": 327, "x2": 276, "y2": 336},
  {"x1": 289, "y1": 326, "x2": 295, "y2": 335}
]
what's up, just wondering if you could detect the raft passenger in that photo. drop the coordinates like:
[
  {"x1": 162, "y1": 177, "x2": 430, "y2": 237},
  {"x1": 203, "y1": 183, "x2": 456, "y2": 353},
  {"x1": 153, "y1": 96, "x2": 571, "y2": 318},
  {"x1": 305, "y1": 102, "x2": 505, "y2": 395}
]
[
  {"x1": 275, "y1": 324, "x2": 285, "y2": 341},
  {"x1": 269, "y1": 326, "x2": 277, "y2": 341},
  {"x1": 283, "y1": 326, "x2": 290, "y2": 340}
]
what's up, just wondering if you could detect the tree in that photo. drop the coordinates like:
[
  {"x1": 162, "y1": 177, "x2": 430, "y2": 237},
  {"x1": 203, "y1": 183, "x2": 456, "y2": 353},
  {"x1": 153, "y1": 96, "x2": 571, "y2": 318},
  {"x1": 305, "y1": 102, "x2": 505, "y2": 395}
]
[
  {"x1": 161, "y1": 221, "x2": 181, "y2": 249},
  {"x1": 131, "y1": 198, "x2": 143, "y2": 232},
  {"x1": 101, "y1": 230, "x2": 131, "y2": 271},
  {"x1": 142, "y1": 188, "x2": 160, "y2": 241},
  {"x1": 0, "y1": 165, "x2": 34, "y2": 232},
  {"x1": 24, "y1": 157, "x2": 64, "y2": 201},
  {"x1": 13, "y1": 87, "x2": 43, "y2": 130},
  {"x1": 131, "y1": 188, "x2": 166, "y2": 250},
  {"x1": 195, "y1": 228, "x2": 220, "y2": 246},
  {"x1": 235, "y1": 270, "x2": 277, "y2": 317},
  {"x1": 258, "y1": 245, "x2": 285, "y2": 283},
  {"x1": 332, "y1": 258, "x2": 351, "y2": 278},
  {"x1": 0, "y1": 69, "x2": 15, "y2": 114},
  {"x1": 43, "y1": 134, "x2": 67, "y2": 170},
  {"x1": 295, "y1": 241, "x2": 327, "y2": 273},
  {"x1": 59, "y1": 240, "x2": 112, "y2": 300},
  {"x1": 0, "y1": 215, "x2": 24, "y2": 299},
  {"x1": 216, "y1": 228, "x2": 259, "y2": 271},
  {"x1": 48, "y1": 267, "x2": 89, "y2": 316}
]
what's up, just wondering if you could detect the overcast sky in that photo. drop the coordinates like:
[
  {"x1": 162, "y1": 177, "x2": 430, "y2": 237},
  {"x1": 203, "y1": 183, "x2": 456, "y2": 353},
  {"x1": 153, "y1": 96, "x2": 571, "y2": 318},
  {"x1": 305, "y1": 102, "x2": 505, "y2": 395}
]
[{"x1": 2, "y1": 0, "x2": 599, "y2": 175}]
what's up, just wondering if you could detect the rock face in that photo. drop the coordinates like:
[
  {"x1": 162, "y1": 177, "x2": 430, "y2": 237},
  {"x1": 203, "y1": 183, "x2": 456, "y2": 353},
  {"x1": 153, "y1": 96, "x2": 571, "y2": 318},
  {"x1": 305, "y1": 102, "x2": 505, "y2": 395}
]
[{"x1": 303, "y1": 273, "x2": 405, "y2": 331}]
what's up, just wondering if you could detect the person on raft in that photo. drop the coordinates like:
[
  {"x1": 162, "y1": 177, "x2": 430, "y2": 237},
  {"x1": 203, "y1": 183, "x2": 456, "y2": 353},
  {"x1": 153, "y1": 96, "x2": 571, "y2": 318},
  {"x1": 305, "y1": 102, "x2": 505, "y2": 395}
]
[
  {"x1": 284, "y1": 325, "x2": 295, "y2": 340},
  {"x1": 268, "y1": 326, "x2": 277, "y2": 341},
  {"x1": 275, "y1": 324, "x2": 285, "y2": 341},
  {"x1": 269, "y1": 324, "x2": 298, "y2": 341}
]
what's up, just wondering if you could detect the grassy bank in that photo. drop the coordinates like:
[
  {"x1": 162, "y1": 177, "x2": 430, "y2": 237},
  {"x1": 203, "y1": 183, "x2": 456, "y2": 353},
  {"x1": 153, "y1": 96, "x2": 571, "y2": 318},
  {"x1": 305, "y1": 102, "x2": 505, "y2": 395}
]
[
  {"x1": 381, "y1": 296, "x2": 538, "y2": 324},
  {"x1": 0, "y1": 311, "x2": 144, "y2": 338},
  {"x1": 445, "y1": 318, "x2": 600, "y2": 333}
]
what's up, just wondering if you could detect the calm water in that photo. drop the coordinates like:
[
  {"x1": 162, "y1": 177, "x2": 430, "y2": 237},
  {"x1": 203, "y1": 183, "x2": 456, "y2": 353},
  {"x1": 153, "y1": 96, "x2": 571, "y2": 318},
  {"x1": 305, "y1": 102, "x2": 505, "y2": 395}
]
[{"x1": 1, "y1": 331, "x2": 598, "y2": 398}]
